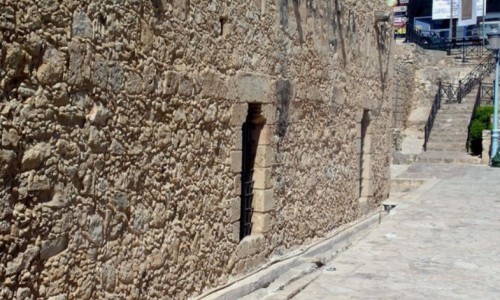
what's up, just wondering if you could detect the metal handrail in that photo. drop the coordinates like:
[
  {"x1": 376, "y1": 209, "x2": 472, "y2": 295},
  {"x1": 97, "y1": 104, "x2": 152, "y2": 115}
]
[
  {"x1": 423, "y1": 53, "x2": 496, "y2": 151},
  {"x1": 440, "y1": 53, "x2": 495, "y2": 104},
  {"x1": 466, "y1": 82, "x2": 484, "y2": 152},
  {"x1": 424, "y1": 81, "x2": 442, "y2": 151},
  {"x1": 480, "y1": 82, "x2": 495, "y2": 105},
  {"x1": 406, "y1": 25, "x2": 488, "y2": 60}
]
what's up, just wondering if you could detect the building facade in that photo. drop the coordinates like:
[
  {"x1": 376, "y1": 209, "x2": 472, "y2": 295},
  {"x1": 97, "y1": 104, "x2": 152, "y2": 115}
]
[{"x1": 0, "y1": 0, "x2": 393, "y2": 299}]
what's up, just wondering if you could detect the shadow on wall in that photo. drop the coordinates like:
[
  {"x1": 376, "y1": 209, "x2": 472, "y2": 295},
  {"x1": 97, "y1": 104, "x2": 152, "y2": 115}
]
[
  {"x1": 334, "y1": 0, "x2": 347, "y2": 66},
  {"x1": 276, "y1": 79, "x2": 293, "y2": 140},
  {"x1": 375, "y1": 21, "x2": 391, "y2": 94}
]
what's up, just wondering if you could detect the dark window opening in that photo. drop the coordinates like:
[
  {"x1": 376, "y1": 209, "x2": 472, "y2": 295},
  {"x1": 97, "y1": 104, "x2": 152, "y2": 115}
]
[
  {"x1": 240, "y1": 104, "x2": 264, "y2": 240},
  {"x1": 220, "y1": 17, "x2": 227, "y2": 36},
  {"x1": 359, "y1": 109, "x2": 370, "y2": 198}
]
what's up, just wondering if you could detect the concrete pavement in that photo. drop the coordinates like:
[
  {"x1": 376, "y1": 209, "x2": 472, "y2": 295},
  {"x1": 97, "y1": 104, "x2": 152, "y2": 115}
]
[{"x1": 293, "y1": 163, "x2": 500, "y2": 299}]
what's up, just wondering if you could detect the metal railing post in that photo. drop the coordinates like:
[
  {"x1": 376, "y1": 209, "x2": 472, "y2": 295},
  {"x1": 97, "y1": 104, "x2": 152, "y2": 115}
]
[
  {"x1": 458, "y1": 80, "x2": 463, "y2": 103},
  {"x1": 438, "y1": 81, "x2": 442, "y2": 109},
  {"x1": 462, "y1": 42, "x2": 466, "y2": 63}
]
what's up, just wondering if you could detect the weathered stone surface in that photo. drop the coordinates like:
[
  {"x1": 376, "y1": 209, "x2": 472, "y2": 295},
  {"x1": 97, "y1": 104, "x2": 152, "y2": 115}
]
[
  {"x1": 87, "y1": 104, "x2": 109, "y2": 127},
  {"x1": 88, "y1": 127, "x2": 109, "y2": 153},
  {"x1": 2, "y1": 128, "x2": 21, "y2": 148},
  {"x1": 72, "y1": 11, "x2": 92, "y2": 38},
  {"x1": 40, "y1": 236, "x2": 68, "y2": 260},
  {"x1": 21, "y1": 145, "x2": 47, "y2": 171},
  {"x1": 5, "y1": 245, "x2": 39, "y2": 276},
  {"x1": 36, "y1": 47, "x2": 65, "y2": 86},
  {"x1": 0, "y1": 0, "x2": 393, "y2": 299}
]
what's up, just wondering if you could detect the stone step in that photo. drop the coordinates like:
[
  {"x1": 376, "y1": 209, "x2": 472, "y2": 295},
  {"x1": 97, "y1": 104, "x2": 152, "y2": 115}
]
[
  {"x1": 428, "y1": 134, "x2": 468, "y2": 142},
  {"x1": 426, "y1": 143, "x2": 467, "y2": 151},
  {"x1": 439, "y1": 105, "x2": 474, "y2": 113},
  {"x1": 430, "y1": 133, "x2": 468, "y2": 141},
  {"x1": 433, "y1": 118, "x2": 470, "y2": 124},
  {"x1": 434, "y1": 119, "x2": 471, "y2": 125},
  {"x1": 431, "y1": 125, "x2": 469, "y2": 133},
  {"x1": 433, "y1": 117, "x2": 471, "y2": 125},
  {"x1": 436, "y1": 113, "x2": 471, "y2": 118},
  {"x1": 417, "y1": 150, "x2": 480, "y2": 164}
]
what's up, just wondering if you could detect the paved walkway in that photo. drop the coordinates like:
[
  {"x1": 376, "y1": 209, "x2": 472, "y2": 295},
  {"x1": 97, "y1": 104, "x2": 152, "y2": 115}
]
[{"x1": 293, "y1": 164, "x2": 500, "y2": 299}]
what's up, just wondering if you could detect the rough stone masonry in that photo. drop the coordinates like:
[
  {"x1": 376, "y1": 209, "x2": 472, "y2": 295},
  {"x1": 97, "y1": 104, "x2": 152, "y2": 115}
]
[{"x1": 0, "y1": 0, "x2": 393, "y2": 299}]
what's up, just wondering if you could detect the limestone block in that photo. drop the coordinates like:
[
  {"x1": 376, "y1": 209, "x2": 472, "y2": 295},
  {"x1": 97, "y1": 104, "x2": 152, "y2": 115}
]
[
  {"x1": 125, "y1": 72, "x2": 143, "y2": 94},
  {"x1": 131, "y1": 204, "x2": 151, "y2": 233},
  {"x1": 2, "y1": 128, "x2": 20, "y2": 147},
  {"x1": 482, "y1": 130, "x2": 491, "y2": 165},
  {"x1": 178, "y1": 73, "x2": 194, "y2": 97},
  {"x1": 111, "y1": 191, "x2": 129, "y2": 210},
  {"x1": 233, "y1": 174, "x2": 242, "y2": 196},
  {"x1": 117, "y1": 261, "x2": 134, "y2": 284},
  {"x1": 261, "y1": 104, "x2": 277, "y2": 125},
  {"x1": 357, "y1": 196, "x2": 370, "y2": 216},
  {"x1": 0, "y1": 150, "x2": 16, "y2": 178},
  {"x1": 237, "y1": 234, "x2": 265, "y2": 258},
  {"x1": 52, "y1": 83, "x2": 70, "y2": 106},
  {"x1": 355, "y1": 110, "x2": 365, "y2": 123},
  {"x1": 230, "y1": 151, "x2": 242, "y2": 174},
  {"x1": 56, "y1": 107, "x2": 85, "y2": 127},
  {"x1": 56, "y1": 139, "x2": 79, "y2": 159},
  {"x1": 108, "y1": 63, "x2": 123, "y2": 92},
  {"x1": 18, "y1": 83, "x2": 36, "y2": 98},
  {"x1": 87, "y1": 214, "x2": 104, "y2": 245},
  {"x1": 332, "y1": 85, "x2": 347, "y2": 105},
  {"x1": 234, "y1": 72, "x2": 275, "y2": 103},
  {"x1": 253, "y1": 167, "x2": 272, "y2": 189},
  {"x1": 229, "y1": 197, "x2": 241, "y2": 223},
  {"x1": 28, "y1": 175, "x2": 51, "y2": 191},
  {"x1": 36, "y1": 47, "x2": 65, "y2": 86},
  {"x1": 3, "y1": 43, "x2": 27, "y2": 79},
  {"x1": 91, "y1": 55, "x2": 109, "y2": 90},
  {"x1": 42, "y1": 189, "x2": 69, "y2": 208},
  {"x1": 204, "y1": 103, "x2": 218, "y2": 123},
  {"x1": 363, "y1": 136, "x2": 373, "y2": 153},
  {"x1": 230, "y1": 103, "x2": 248, "y2": 126},
  {"x1": 72, "y1": 11, "x2": 93, "y2": 38},
  {"x1": 232, "y1": 130, "x2": 243, "y2": 151},
  {"x1": 361, "y1": 161, "x2": 373, "y2": 180},
  {"x1": 40, "y1": 236, "x2": 68, "y2": 260},
  {"x1": 252, "y1": 189, "x2": 274, "y2": 212},
  {"x1": 163, "y1": 71, "x2": 179, "y2": 95},
  {"x1": 21, "y1": 146, "x2": 46, "y2": 171},
  {"x1": 254, "y1": 145, "x2": 274, "y2": 168},
  {"x1": 16, "y1": 288, "x2": 32, "y2": 300},
  {"x1": 87, "y1": 104, "x2": 109, "y2": 127},
  {"x1": 100, "y1": 263, "x2": 116, "y2": 292},
  {"x1": 252, "y1": 213, "x2": 272, "y2": 233},
  {"x1": 200, "y1": 69, "x2": 228, "y2": 99},
  {"x1": 88, "y1": 127, "x2": 109, "y2": 153},
  {"x1": 258, "y1": 125, "x2": 274, "y2": 145},
  {"x1": 228, "y1": 222, "x2": 240, "y2": 243},
  {"x1": 149, "y1": 250, "x2": 167, "y2": 270},
  {"x1": 5, "y1": 245, "x2": 39, "y2": 276},
  {"x1": 47, "y1": 295, "x2": 67, "y2": 300},
  {"x1": 361, "y1": 179, "x2": 373, "y2": 197}
]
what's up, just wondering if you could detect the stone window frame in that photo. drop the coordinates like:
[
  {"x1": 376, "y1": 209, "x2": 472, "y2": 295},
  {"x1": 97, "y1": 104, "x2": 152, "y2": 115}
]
[
  {"x1": 230, "y1": 102, "x2": 275, "y2": 242},
  {"x1": 227, "y1": 73, "x2": 277, "y2": 248},
  {"x1": 356, "y1": 109, "x2": 373, "y2": 215}
]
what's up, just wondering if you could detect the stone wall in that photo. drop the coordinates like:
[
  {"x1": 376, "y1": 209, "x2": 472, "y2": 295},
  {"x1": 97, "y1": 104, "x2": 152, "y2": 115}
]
[
  {"x1": 391, "y1": 43, "x2": 478, "y2": 162},
  {"x1": 391, "y1": 44, "x2": 416, "y2": 151},
  {"x1": 0, "y1": 0, "x2": 393, "y2": 299}
]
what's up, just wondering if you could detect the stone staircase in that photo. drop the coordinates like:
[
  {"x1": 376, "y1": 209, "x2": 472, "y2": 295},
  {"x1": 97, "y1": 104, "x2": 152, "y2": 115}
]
[{"x1": 417, "y1": 86, "x2": 481, "y2": 164}]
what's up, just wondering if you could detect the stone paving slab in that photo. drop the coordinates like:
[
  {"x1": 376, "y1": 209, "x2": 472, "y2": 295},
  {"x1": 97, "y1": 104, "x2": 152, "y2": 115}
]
[{"x1": 294, "y1": 164, "x2": 500, "y2": 300}]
